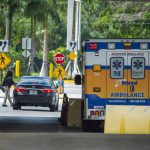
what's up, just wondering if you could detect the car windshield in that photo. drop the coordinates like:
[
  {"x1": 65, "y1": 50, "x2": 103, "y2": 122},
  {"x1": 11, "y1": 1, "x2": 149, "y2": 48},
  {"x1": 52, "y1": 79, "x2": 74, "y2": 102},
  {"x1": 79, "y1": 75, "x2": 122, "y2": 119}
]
[{"x1": 18, "y1": 77, "x2": 51, "y2": 86}]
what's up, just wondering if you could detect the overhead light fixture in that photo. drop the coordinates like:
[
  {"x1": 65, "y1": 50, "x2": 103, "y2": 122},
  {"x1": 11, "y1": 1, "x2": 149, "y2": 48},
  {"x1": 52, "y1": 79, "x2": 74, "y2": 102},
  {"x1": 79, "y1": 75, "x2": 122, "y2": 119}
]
[
  {"x1": 108, "y1": 43, "x2": 115, "y2": 50},
  {"x1": 140, "y1": 43, "x2": 148, "y2": 50}
]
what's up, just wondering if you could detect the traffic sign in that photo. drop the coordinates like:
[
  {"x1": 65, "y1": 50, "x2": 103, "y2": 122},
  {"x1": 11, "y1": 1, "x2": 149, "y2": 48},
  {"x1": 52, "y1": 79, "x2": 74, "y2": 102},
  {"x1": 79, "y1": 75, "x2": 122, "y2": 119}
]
[
  {"x1": 0, "y1": 40, "x2": 8, "y2": 52},
  {"x1": 53, "y1": 53, "x2": 65, "y2": 65},
  {"x1": 22, "y1": 38, "x2": 32, "y2": 50},
  {"x1": 68, "y1": 51, "x2": 76, "y2": 61},
  {"x1": 53, "y1": 66, "x2": 67, "y2": 79},
  {"x1": 69, "y1": 41, "x2": 77, "y2": 51},
  {"x1": 22, "y1": 50, "x2": 31, "y2": 58},
  {"x1": 0, "y1": 52, "x2": 11, "y2": 69}
]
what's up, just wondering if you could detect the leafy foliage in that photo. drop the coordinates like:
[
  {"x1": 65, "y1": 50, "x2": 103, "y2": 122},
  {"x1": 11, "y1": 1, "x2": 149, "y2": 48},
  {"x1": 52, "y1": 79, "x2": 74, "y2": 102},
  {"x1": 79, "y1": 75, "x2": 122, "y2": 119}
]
[{"x1": 0, "y1": 0, "x2": 150, "y2": 75}]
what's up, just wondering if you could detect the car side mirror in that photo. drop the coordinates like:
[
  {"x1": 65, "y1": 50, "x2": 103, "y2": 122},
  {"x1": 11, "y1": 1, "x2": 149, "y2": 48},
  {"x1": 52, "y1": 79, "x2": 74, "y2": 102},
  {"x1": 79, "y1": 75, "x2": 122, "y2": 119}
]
[{"x1": 74, "y1": 74, "x2": 81, "y2": 85}]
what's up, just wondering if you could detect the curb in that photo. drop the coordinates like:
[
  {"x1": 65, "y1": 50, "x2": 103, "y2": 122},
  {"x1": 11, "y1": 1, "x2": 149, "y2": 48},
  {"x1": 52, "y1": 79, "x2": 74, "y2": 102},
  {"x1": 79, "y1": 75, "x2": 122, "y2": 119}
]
[
  {"x1": 54, "y1": 80, "x2": 74, "y2": 84},
  {"x1": 64, "y1": 80, "x2": 74, "y2": 84}
]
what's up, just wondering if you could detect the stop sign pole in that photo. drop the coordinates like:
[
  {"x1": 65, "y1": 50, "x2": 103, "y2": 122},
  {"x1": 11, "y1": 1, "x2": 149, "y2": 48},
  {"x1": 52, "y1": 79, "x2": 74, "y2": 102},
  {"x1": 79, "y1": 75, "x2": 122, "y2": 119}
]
[{"x1": 53, "y1": 53, "x2": 65, "y2": 65}]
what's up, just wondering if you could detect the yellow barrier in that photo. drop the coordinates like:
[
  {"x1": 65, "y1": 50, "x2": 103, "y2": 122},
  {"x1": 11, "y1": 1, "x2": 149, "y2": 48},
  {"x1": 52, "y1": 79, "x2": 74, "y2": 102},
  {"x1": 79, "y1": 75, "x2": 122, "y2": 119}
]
[
  {"x1": 15, "y1": 60, "x2": 20, "y2": 77},
  {"x1": 104, "y1": 105, "x2": 150, "y2": 134},
  {"x1": 49, "y1": 63, "x2": 53, "y2": 78}
]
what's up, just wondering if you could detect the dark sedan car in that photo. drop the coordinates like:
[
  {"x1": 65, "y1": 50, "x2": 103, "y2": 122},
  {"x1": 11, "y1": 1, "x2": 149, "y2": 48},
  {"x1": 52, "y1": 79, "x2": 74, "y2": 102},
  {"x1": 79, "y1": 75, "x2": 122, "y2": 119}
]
[{"x1": 13, "y1": 76, "x2": 59, "y2": 111}]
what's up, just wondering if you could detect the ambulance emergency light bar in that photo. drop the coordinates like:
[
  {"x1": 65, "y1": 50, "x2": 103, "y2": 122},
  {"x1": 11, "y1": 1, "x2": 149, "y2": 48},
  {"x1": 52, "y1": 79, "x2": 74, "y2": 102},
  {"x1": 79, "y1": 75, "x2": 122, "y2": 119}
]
[{"x1": 88, "y1": 41, "x2": 149, "y2": 51}]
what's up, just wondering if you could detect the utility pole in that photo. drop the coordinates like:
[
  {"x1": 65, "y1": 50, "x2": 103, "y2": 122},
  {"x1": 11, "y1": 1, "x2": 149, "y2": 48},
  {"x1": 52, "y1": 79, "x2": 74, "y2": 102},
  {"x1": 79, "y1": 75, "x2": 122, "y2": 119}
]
[
  {"x1": 40, "y1": 13, "x2": 49, "y2": 77},
  {"x1": 66, "y1": 0, "x2": 81, "y2": 77}
]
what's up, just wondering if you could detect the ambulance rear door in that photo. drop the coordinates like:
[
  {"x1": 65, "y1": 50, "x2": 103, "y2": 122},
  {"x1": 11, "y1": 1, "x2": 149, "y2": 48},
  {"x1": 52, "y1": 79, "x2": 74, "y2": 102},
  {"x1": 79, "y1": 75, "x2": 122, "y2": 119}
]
[
  {"x1": 106, "y1": 51, "x2": 128, "y2": 104},
  {"x1": 127, "y1": 51, "x2": 149, "y2": 105}
]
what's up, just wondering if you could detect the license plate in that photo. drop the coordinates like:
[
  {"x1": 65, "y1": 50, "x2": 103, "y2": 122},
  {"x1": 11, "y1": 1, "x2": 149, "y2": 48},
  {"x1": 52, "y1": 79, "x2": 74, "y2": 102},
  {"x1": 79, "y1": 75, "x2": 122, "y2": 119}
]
[{"x1": 30, "y1": 90, "x2": 37, "y2": 95}]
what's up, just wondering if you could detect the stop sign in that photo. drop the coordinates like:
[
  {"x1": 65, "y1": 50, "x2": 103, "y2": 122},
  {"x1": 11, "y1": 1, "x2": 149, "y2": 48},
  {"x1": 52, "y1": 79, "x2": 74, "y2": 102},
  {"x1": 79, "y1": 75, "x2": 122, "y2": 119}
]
[{"x1": 53, "y1": 53, "x2": 65, "y2": 65}]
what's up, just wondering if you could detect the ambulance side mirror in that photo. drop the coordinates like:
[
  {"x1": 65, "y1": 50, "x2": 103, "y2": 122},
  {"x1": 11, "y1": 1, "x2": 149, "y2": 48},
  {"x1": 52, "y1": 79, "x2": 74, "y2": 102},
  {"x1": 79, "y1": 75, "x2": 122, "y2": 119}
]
[
  {"x1": 74, "y1": 74, "x2": 81, "y2": 85},
  {"x1": 55, "y1": 84, "x2": 59, "y2": 89}
]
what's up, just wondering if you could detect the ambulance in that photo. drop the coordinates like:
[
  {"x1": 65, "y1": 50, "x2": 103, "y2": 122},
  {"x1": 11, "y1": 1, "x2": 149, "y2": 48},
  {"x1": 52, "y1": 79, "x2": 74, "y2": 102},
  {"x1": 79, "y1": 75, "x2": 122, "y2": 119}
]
[{"x1": 79, "y1": 39, "x2": 150, "y2": 132}]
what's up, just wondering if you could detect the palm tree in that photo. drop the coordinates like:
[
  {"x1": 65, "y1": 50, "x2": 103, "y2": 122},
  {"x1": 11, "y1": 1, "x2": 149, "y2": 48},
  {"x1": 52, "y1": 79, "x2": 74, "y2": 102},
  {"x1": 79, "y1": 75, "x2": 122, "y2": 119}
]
[
  {"x1": 24, "y1": 0, "x2": 60, "y2": 76},
  {"x1": 1, "y1": 0, "x2": 20, "y2": 46},
  {"x1": 39, "y1": 0, "x2": 60, "y2": 77},
  {"x1": 24, "y1": 0, "x2": 43, "y2": 73}
]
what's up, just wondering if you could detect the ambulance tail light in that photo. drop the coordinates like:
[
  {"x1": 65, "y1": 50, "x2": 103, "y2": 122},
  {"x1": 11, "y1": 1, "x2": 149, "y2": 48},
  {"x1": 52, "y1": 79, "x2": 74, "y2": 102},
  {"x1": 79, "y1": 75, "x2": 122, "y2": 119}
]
[
  {"x1": 89, "y1": 43, "x2": 98, "y2": 50},
  {"x1": 90, "y1": 110, "x2": 105, "y2": 116},
  {"x1": 95, "y1": 111, "x2": 100, "y2": 116},
  {"x1": 100, "y1": 110, "x2": 105, "y2": 116},
  {"x1": 90, "y1": 111, "x2": 94, "y2": 116},
  {"x1": 140, "y1": 43, "x2": 148, "y2": 50}
]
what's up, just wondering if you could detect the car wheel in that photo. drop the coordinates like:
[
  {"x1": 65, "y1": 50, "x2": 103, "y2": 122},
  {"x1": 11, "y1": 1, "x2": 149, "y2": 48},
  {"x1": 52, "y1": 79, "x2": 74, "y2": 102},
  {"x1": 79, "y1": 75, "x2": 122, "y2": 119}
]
[
  {"x1": 18, "y1": 105, "x2": 21, "y2": 110},
  {"x1": 13, "y1": 104, "x2": 19, "y2": 110}
]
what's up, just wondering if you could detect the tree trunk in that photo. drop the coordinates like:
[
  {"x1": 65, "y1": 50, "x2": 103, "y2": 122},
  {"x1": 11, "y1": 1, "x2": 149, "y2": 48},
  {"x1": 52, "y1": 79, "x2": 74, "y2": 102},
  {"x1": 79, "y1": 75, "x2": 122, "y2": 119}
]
[
  {"x1": 5, "y1": 4, "x2": 12, "y2": 46},
  {"x1": 27, "y1": 16, "x2": 36, "y2": 74},
  {"x1": 40, "y1": 12, "x2": 49, "y2": 77}
]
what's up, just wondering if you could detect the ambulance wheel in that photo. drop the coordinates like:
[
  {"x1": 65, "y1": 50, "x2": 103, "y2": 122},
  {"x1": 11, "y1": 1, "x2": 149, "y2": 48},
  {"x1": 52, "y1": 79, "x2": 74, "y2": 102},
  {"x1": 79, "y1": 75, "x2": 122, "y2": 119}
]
[
  {"x1": 82, "y1": 120, "x2": 91, "y2": 132},
  {"x1": 82, "y1": 120, "x2": 104, "y2": 132}
]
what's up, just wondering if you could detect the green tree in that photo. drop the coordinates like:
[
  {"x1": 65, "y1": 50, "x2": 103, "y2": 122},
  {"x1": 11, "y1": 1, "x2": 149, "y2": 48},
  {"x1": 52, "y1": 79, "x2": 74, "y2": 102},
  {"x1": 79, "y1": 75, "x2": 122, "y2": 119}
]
[
  {"x1": 38, "y1": 0, "x2": 60, "y2": 76},
  {"x1": 0, "y1": 0, "x2": 21, "y2": 46}
]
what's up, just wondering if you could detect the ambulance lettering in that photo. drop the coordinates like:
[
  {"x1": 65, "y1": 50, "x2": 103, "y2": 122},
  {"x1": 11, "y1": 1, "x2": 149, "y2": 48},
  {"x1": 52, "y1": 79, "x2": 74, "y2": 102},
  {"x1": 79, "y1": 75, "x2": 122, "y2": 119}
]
[{"x1": 111, "y1": 92, "x2": 144, "y2": 98}]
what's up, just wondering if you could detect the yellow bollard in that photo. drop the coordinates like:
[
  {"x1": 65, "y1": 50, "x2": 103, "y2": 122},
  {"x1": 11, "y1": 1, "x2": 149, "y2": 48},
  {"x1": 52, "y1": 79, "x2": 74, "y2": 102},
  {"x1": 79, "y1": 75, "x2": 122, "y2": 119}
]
[
  {"x1": 15, "y1": 60, "x2": 20, "y2": 77},
  {"x1": 149, "y1": 120, "x2": 150, "y2": 134},
  {"x1": 49, "y1": 63, "x2": 53, "y2": 78}
]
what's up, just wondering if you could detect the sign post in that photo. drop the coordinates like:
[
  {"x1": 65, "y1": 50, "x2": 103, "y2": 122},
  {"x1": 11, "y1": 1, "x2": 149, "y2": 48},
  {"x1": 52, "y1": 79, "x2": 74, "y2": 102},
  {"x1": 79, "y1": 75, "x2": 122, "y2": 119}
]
[
  {"x1": 22, "y1": 38, "x2": 32, "y2": 73},
  {"x1": 53, "y1": 53, "x2": 66, "y2": 93}
]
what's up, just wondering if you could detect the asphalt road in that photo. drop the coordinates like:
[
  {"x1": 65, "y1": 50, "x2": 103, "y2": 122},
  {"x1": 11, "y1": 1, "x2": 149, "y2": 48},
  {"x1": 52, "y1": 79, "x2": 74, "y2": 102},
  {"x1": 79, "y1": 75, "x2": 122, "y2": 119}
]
[
  {"x1": 0, "y1": 133, "x2": 150, "y2": 150},
  {"x1": 0, "y1": 83, "x2": 150, "y2": 150}
]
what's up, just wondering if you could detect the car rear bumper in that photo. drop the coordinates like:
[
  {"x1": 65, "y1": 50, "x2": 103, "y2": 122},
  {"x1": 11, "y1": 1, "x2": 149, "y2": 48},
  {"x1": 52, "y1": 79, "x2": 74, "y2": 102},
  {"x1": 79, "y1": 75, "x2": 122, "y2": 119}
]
[{"x1": 13, "y1": 95, "x2": 53, "y2": 106}]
